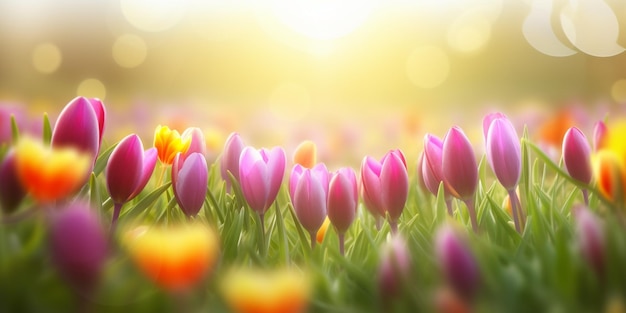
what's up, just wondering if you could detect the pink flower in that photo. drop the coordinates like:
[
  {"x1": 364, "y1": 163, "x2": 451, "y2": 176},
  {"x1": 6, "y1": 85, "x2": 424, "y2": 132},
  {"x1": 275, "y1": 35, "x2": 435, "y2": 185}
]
[
  {"x1": 484, "y1": 113, "x2": 521, "y2": 191},
  {"x1": 435, "y1": 225, "x2": 480, "y2": 301},
  {"x1": 563, "y1": 127, "x2": 592, "y2": 185},
  {"x1": 593, "y1": 120, "x2": 607, "y2": 152},
  {"x1": 51, "y1": 97, "x2": 106, "y2": 162},
  {"x1": 291, "y1": 163, "x2": 329, "y2": 248},
  {"x1": 378, "y1": 234, "x2": 411, "y2": 302},
  {"x1": 327, "y1": 167, "x2": 358, "y2": 255},
  {"x1": 181, "y1": 127, "x2": 207, "y2": 158},
  {"x1": 172, "y1": 152, "x2": 208, "y2": 217},
  {"x1": 442, "y1": 127, "x2": 478, "y2": 201},
  {"x1": 220, "y1": 133, "x2": 245, "y2": 191},
  {"x1": 574, "y1": 205, "x2": 604, "y2": 277}
]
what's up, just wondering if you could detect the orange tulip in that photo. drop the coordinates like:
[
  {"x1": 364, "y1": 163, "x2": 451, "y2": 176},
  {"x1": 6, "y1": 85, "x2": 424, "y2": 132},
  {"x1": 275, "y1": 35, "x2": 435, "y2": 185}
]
[
  {"x1": 316, "y1": 217, "x2": 331, "y2": 244},
  {"x1": 124, "y1": 223, "x2": 219, "y2": 293},
  {"x1": 221, "y1": 267, "x2": 310, "y2": 313},
  {"x1": 14, "y1": 137, "x2": 90, "y2": 203},
  {"x1": 593, "y1": 122, "x2": 626, "y2": 206},
  {"x1": 153, "y1": 125, "x2": 191, "y2": 165},
  {"x1": 293, "y1": 140, "x2": 317, "y2": 169}
]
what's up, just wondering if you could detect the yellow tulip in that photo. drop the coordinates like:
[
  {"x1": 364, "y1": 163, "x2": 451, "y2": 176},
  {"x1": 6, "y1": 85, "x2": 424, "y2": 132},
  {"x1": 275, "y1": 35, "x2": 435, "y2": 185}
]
[
  {"x1": 14, "y1": 137, "x2": 90, "y2": 203},
  {"x1": 593, "y1": 121, "x2": 626, "y2": 206},
  {"x1": 316, "y1": 216, "x2": 331, "y2": 244},
  {"x1": 153, "y1": 125, "x2": 191, "y2": 165}
]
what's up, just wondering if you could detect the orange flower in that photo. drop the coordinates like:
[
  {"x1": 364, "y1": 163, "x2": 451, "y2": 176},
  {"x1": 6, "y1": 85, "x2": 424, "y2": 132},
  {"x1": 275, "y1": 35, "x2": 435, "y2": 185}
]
[
  {"x1": 124, "y1": 223, "x2": 219, "y2": 293},
  {"x1": 593, "y1": 121, "x2": 626, "y2": 206},
  {"x1": 536, "y1": 109, "x2": 575, "y2": 148},
  {"x1": 221, "y1": 267, "x2": 310, "y2": 313},
  {"x1": 316, "y1": 216, "x2": 331, "y2": 244},
  {"x1": 154, "y1": 125, "x2": 191, "y2": 165},
  {"x1": 14, "y1": 137, "x2": 90, "y2": 203},
  {"x1": 293, "y1": 140, "x2": 317, "y2": 169}
]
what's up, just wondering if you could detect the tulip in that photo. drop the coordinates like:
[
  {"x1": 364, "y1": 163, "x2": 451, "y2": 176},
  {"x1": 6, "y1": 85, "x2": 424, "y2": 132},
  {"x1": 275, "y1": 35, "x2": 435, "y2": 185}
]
[
  {"x1": 124, "y1": 223, "x2": 219, "y2": 293},
  {"x1": 573, "y1": 205, "x2": 605, "y2": 277},
  {"x1": 49, "y1": 202, "x2": 108, "y2": 294},
  {"x1": 378, "y1": 234, "x2": 411, "y2": 302},
  {"x1": 154, "y1": 125, "x2": 191, "y2": 165},
  {"x1": 0, "y1": 151, "x2": 26, "y2": 214},
  {"x1": 563, "y1": 127, "x2": 593, "y2": 205},
  {"x1": 435, "y1": 286, "x2": 471, "y2": 313},
  {"x1": 14, "y1": 137, "x2": 91, "y2": 203},
  {"x1": 327, "y1": 167, "x2": 358, "y2": 255},
  {"x1": 221, "y1": 267, "x2": 311, "y2": 313},
  {"x1": 361, "y1": 149, "x2": 409, "y2": 233},
  {"x1": 172, "y1": 152, "x2": 208, "y2": 218},
  {"x1": 484, "y1": 114, "x2": 524, "y2": 232},
  {"x1": 435, "y1": 225, "x2": 480, "y2": 301},
  {"x1": 442, "y1": 127, "x2": 479, "y2": 232},
  {"x1": 220, "y1": 132, "x2": 245, "y2": 192},
  {"x1": 592, "y1": 150, "x2": 625, "y2": 205},
  {"x1": 360, "y1": 182, "x2": 383, "y2": 230},
  {"x1": 593, "y1": 121, "x2": 607, "y2": 152},
  {"x1": 293, "y1": 140, "x2": 317, "y2": 168},
  {"x1": 316, "y1": 217, "x2": 331, "y2": 244},
  {"x1": 51, "y1": 97, "x2": 105, "y2": 162},
  {"x1": 239, "y1": 146, "x2": 286, "y2": 234},
  {"x1": 415, "y1": 152, "x2": 429, "y2": 194},
  {"x1": 291, "y1": 163, "x2": 329, "y2": 248},
  {"x1": 105, "y1": 134, "x2": 157, "y2": 230},
  {"x1": 181, "y1": 127, "x2": 207, "y2": 158},
  {"x1": 423, "y1": 134, "x2": 453, "y2": 215}
]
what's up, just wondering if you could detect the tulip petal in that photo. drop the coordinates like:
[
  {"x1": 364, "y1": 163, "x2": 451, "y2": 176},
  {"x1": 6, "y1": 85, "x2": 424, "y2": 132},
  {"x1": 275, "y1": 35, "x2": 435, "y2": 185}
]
[
  {"x1": 130, "y1": 147, "x2": 157, "y2": 200},
  {"x1": 106, "y1": 134, "x2": 143, "y2": 204},
  {"x1": 51, "y1": 97, "x2": 100, "y2": 161},
  {"x1": 442, "y1": 127, "x2": 478, "y2": 200},
  {"x1": 175, "y1": 153, "x2": 208, "y2": 217},
  {"x1": 220, "y1": 133, "x2": 244, "y2": 187},
  {"x1": 289, "y1": 164, "x2": 305, "y2": 201},
  {"x1": 264, "y1": 147, "x2": 286, "y2": 210},
  {"x1": 361, "y1": 156, "x2": 385, "y2": 217},
  {"x1": 380, "y1": 151, "x2": 409, "y2": 221},
  {"x1": 294, "y1": 171, "x2": 327, "y2": 233},
  {"x1": 327, "y1": 168, "x2": 357, "y2": 234},
  {"x1": 240, "y1": 148, "x2": 269, "y2": 213},
  {"x1": 486, "y1": 118, "x2": 521, "y2": 190}
]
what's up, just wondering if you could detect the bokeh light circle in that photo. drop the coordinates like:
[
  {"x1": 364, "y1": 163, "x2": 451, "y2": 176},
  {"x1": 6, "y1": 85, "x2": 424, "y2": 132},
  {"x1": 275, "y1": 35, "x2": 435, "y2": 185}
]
[
  {"x1": 32, "y1": 43, "x2": 62, "y2": 74},
  {"x1": 77, "y1": 79, "x2": 106, "y2": 100},
  {"x1": 112, "y1": 34, "x2": 147, "y2": 68}
]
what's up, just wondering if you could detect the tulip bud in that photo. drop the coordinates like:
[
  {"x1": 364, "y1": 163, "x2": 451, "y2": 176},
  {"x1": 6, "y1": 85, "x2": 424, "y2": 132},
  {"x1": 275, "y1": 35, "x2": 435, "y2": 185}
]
[
  {"x1": 51, "y1": 97, "x2": 103, "y2": 162},
  {"x1": 291, "y1": 164, "x2": 329, "y2": 248},
  {"x1": 562, "y1": 127, "x2": 593, "y2": 185},
  {"x1": 442, "y1": 127, "x2": 478, "y2": 201},
  {"x1": 593, "y1": 121, "x2": 607, "y2": 152},
  {"x1": 435, "y1": 225, "x2": 480, "y2": 301},
  {"x1": 154, "y1": 125, "x2": 191, "y2": 165},
  {"x1": 0, "y1": 151, "x2": 26, "y2": 214},
  {"x1": 172, "y1": 152, "x2": 208, "y2": 217},
  {"x1": 49, "y1": 202, "x2": 108, "y2": 292},
  {"x1": 87, "y1": 98, "x2": 106, "y2": 151},
  {"x1": 573, "y1": 205, "x2": 604, "y2": 277},
  {"x1": 220, "y1": 132, "x2": 245, "y2": 191},
  {"x1": 484, "y1": 114, "x2": 521, "y2": 191},
  {"x1": 327, "y1": 167, "x2": 357, "y2": 255},
  {"x1": 293, "y1": 140, "x2": 317, "y2": 168},
  {"x1": 415, "y1": 152, "x2": 429, "y2": 194},
  {"x1": 378, "y1": 234, "x2": 411, "y2": 301},
  {"x1": 181, "y1": 127, "x2": 207, "y2": 158}
]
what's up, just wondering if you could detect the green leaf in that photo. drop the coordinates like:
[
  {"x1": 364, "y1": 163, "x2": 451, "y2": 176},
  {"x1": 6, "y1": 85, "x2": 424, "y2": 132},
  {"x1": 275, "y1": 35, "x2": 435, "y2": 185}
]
[
  {"x1": 42, "y1": 113, "x2": 51, "y2": 145},
  {"x1": 10, "y1": 115, "x2": 19, "y2": 143}
]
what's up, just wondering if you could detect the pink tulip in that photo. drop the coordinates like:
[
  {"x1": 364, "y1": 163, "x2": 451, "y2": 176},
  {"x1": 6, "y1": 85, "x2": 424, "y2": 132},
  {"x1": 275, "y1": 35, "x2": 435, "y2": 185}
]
[
  {"x1": 105, "y1": 134, "x2": 157, "y2": 230},
  {"x1": 360, "y1": 180, "x2": 382, "y2": 230},
  {"x1": 0, "y1": 151, "x2": 26, "y2": 214},
  {"x1": 290, "y1": 163, "x2": 329, "y2": 201},
  {"x1": 50, "y1": 202, "x2": 108, "y2": 293},
  {"x1": 239, "y1": 146, "x2": 286, "y2": 233},
  {"x1": 378, "y1": 234, "x2": 411, "y2": 302},
  {"x1": 220, "y1": 132, "x2": 245, "y2": 191},
  {"x1": 442, "y1": 127, "x2": 479, "y2": 232},
  {"x1": 435, "y1": 225, "x2": 480, "y2": 301},
  {"x1": 327, "y1": 167, "x2": 358, "y2": 255},
  {"x1": 422, "y1": 134, "x2": 454, "y2": 215},
  {"x1": 51, "y1": 97, "x2": 105, "y2": 162},
  {"x1": 573, "y1": 205, "x2": 604, "y2": 277},
  {"x1": 172, "y1": 152, "x2": 208, "y2": 218},
  {"x1": 563, "y1": 127, "x2": 592, "y2": 205},
  {"x1": 593, "y1": 120, "x2": 606, "y2": 152},
  {"x1": 291, "y1": 164, "x2": 329, "y2": 248},
  {"x1": 360, "y1": 149, "x2": 408, "y2": 233},
  {"x1": 181, "y1": 127, "x2": 207, "y2": 158}
]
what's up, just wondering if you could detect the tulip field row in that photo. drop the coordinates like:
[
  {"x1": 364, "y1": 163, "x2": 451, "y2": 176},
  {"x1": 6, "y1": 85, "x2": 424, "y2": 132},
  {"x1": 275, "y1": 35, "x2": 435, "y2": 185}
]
[{"x1": 1, "y1": 97, "x2": 625, "y2": 312}]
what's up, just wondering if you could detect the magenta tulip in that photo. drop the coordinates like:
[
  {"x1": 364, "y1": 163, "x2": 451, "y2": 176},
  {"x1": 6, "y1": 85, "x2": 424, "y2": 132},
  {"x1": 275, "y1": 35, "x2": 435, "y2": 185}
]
[
  {"x1": 172, "y1": 152, "x2": 208, "y2": 218},
  {"x1": 327, "y1": 167, "x2": 358, "y2": 255},
  {"x1": 361, "y1": 149, "x2": 408, "y2": 233},
  {"x1": 291, "y1": 165, "x2": 329, "y2": 248},
  {"x1": 360, "y1": 180, "x2": 382, "y2": 230},
  {"x1": 105, "y1": 134, "x2": 157, "y2": 230},
  {"x1": 593, "y1": 121, "x2": 606, "y2": 152},
  {"x1": 422, "y1": 134, "x2": 454, "y2": 215},
  {"x1": 378, "y1": 234, "x2": 411, "y2": 302},
  {"x1": 51, "y1": 97, "x2": 105, "y2": 162},
  {"x1": 435, "y1": 225, "x2": 480, "y2": 301},
  {"x1": 573, "y1": 205, "x2": 604, "y2": 277},
  {"x1": 181, "y1": 127, "x2": 207, "y2": 158},
  {"x1": 442, "y1": 127, "x2": 479, "y2": 232},
  {"x1": 220, "y1": 132, "x2": 245, "y2": 191},
  {"x1": 0, "y1": 151, "x2": 25, "y2": 214},
  {"x1": 239, "y1": 146, "x2": 286, "y2": 233},
  {"x1": 50, "y1": 202, "x2": 108, "y2": 293},
  {"x1": 563, "y1": 127, "x2": 592, "y2": 205}
]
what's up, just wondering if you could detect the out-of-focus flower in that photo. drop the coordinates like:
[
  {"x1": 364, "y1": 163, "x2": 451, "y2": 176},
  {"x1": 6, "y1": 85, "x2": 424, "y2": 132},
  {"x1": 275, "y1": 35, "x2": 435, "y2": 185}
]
[
  {"x1": 435, "y1": 225, "x2": 480, "y2": 301},
  {"x1": 435, "y1": 286, "x2": 471, "y2": 313},
  {"x1": 239, "y1": 146, "x2": 286, "y2": 231},
  {"x1": 537, "y1": 109, "x2": 575, "y2": 149},
  {"x1": 316, "y1": 217, "x2": 331, "y2": 244},
  {"x1": 220, "y1": 132, "x2": 245, "y2": 191},
  {"x1": 14, "y1": 137, "x2": 90, "y2": 203},
  {"x1": 51, "y1": 97, "x2": 105, "y2": 162},
  {"x1": 416, "y1": 152, "x2": 429, "y2": 194},
  {"x1": 563, "y1": 127, "x2": 593, "y2": 185},
  {"x1": 378, "y1": 234, "x2": 411, "y2": 302},
  {"x1": 423, "y1": 134, "x2": 454, "y2": 215},
  {"x1": 181, "y1": 127, "x2": 206, "y2": 158},
  {"x1": 172, "y1": 152, "x2": 208, "y2": 217},
  {"x1": 327, "y1": 167, "x2": 358, "y2": 255},
  {"x1": 291, "y1": 163, "x2": 329, "y2": 248},
  {"x1": 50, "y1": 202, "x2": 108, "y2": 293},
  {"x1": 0, "y1": 151, "x2": 26, "y2": 214},
  {"x1": 154, "y1": 125, "x2": 191, "y2": 165},
  {"x1": 442, "y1": 127, "x2": 479, "y2": 232},
  {"x1": 360, "y1": 149, "x2": 409, "y2": 233},
  {"x1": 593, "y1": 121, "x2": 607, "y2": 152},
  {"x1": 293, "y1": 140, "x2": 317, "y2": 169},
  {"x1": 124, "y1": 223, "x2": 219, "y2": 293},
  {"x1": 221, "y1": 267, "x2": 311, "y2": 313},
  {"x1": 360, "y1": 178, "x2": 382, "y2": 229},
  {"x1": 592, "y1": 122, "x2": 626, "y2": 206},
  {"x1": 573, "y1": 205, "x2": 605, "y2": 277}
]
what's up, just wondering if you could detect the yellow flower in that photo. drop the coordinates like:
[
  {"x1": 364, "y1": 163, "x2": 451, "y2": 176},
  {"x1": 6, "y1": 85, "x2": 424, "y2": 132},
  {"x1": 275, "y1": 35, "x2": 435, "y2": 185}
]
[
  {"x1": 593, "y1": 121, "x2": 626, "y2": 206},
  {"x1": 221, "y1": 267, "x2": 311, "y2": 313},
  {"x1": 154, "y1": 125, "x2": 191, "y2": 165},
  {"x1": 293, "y1": 140, "x2": 317, "y2": 169},
  {"x1": 124, "y1": 223, "x2": 219, "y2": 293},
  {"x1": 14, "y1": 137, "x2": 90, "y2": 203},
  {"x1": 316, "y1": 216, "x2": 330, "y2": 244}
]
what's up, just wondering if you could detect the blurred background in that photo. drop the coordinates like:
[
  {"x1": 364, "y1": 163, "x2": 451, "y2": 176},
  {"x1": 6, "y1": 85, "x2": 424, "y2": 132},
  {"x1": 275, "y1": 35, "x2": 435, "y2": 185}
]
[{"x1": 1, "y1": 0, "x2": 626, "y2": 164}]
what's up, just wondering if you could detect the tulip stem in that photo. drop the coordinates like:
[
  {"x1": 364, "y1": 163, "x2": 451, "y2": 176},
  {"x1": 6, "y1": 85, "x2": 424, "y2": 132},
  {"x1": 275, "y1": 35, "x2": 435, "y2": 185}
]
[
  {"x1": 338, "y1": 233, "x2": 345, "y2": 256},
  {"x1": 310, "y1": 231, "x2": 316, "y2": 249},
  {"x1": 582, "y1": 189, "x2": 589, "y2": 206},
  {"x1": 389, "y1": 221, "x2": 398, "y2": 234},
  {"x1": 445, "y1": 198, "x2": 453, "y2": 216},
  {"x1": 464, "y1": 199, "x2": 478, "y2": 233},
  {"x1": 508, "y1": 190, "x2": 521, "y2": 233},
  {"x1": 110, "y1": 202, "x2": 123, "y2": 234}
]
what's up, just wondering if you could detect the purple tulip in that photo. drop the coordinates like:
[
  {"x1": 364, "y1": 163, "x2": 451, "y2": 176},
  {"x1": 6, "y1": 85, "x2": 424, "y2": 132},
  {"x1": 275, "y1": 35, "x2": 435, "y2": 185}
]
[
  {"x1": 327, "y1": 167, "x2": 358, "y2": 255},
  {"x1": 593, "y1": 121, "x2": 607, "y2": 152},
  {"x1": 51, "y1": 97, "x2": 105, "y2": 162},
  {"x1": 435, "y1": 225, "x2": 480, "y2": 301},
  {"x1": 239, "y1": 146, "x2": 286, "y2": 233},
  {"x1": 361, "y1": 149, "x2": 408, "y2": 233},
  {"x1": 422, "y1": 134, "x2": 454, "y2": 215},
  {"x1": 291, "y1": 164, "x2": 329, "y2": 248},
  {"x1": 50, "y1": 202, "x2": 108, "y2": 293},
  {"x1": 172, "y1": 152, "x2": 208, "y2": 218},
  {"x1": 378, "y1": 234, "x2": 411, "y2": 302},
  {"x1": 182, "y1": 127, "x2": 207, "y2": 158},
  {"x1": 0, "y1": 151, "x2": 26, "y2": 214},
  {"x1": 105, "y1": 134, "x2": 157, "y2": 230},
  {"x1": 220, "y1": 132, "x2": 245, "y2": 192},
  {"x1": 563, "y1": 127, "x2": 592, "y2": 205},
  {"x1": 573, "y1": 205, "x2": 605, "y2": 277},
  {"x1": 442, "y1": 127, "x2": 479, "y2": 232}
]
